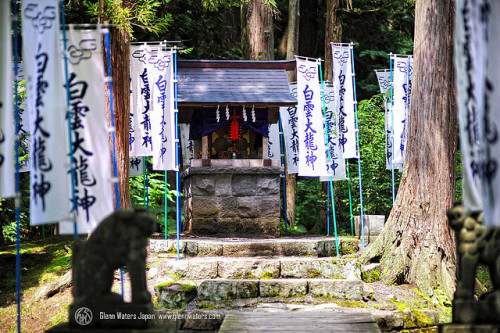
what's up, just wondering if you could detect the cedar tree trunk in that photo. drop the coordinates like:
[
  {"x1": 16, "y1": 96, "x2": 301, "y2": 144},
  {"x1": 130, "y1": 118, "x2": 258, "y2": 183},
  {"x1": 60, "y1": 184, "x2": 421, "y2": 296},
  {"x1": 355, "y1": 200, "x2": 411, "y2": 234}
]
[
  {"x1": 109, "y1": 27, "x2": 131, "y2": 209},
  {"x1": 241, "y1": 0, "x2": 274, "y2": 60},
  {"x1": 362, "y1": 0, "x2": 458, "y2": 299}
]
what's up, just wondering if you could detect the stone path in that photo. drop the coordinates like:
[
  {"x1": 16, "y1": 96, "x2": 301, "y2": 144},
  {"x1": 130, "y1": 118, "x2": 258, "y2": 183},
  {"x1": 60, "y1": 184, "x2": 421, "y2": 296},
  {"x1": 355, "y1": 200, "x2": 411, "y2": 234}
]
[{"x1": 218, "y1": 311, "x2": 381, "y2": 332}]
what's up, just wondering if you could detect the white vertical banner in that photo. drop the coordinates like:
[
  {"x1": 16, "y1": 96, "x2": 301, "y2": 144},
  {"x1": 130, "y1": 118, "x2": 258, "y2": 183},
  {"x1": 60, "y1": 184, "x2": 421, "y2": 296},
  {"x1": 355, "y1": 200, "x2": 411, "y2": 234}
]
[
  {"x1": 320, "y1": 85, "x2": 346, "y2": 181},
  {"x1": 392, "y1": 55, "x2": 413, "y2": 165},
  {"x1": 129, "y1": 157, "x2": 144, "y2": 177},
  {"x1": 22, "y1": 0, "x2": 70, "y2": 224},
  {"x1": 455, "y1": 0, "x2": 488, "y2": 218},
  {"x1": 59, "y1": 28, "x2": 114, "y2": 235},
  {"x1": 375, "y1": 70, "x2": 394, "y2": 170},
  {"x1": 331, "y1": 44, "x2": 357, "y2": 159},
  {"x1": 296, "y1": 58, "x2": 329, "y2": 177},
  {"x1": 0, "y1": 0, "x2": 15, "y2": 198},
  {"x1": 482, "y1": 0, "x2": 500, "y2": 226},
  {"x1": 267, "y1": 123, "x2": 281, "y2": 160},
  {"x1": 279, "y1": 84, "x2": 299, "y2": 174},
  {"x1": 130, "y1": 45, "x2": 154, "y2": 157},
  {"x1": 149, "y1": 49, "x2": 176, "y2": 171},
  {"x1": 179, "y1": 123, "x2": 194, "y2": 167}
]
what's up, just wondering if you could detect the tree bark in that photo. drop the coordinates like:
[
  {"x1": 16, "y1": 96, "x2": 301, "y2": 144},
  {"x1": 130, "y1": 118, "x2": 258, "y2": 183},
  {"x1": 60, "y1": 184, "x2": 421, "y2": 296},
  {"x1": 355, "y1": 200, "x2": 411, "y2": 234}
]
[
  {"x1": 284, "y1": 0, "x2": 299, "y2": 227},
  {"x1": 109, "y1": 27, "x2": 131, "y2": 209},
  {"x1": 241, "y1": 0, "x2": 274, "y2": 60},
  {"x1": 324, "y1": 0, "x2": 341, "y2": 82},
  {"x1": 298, "y1": 0, "x2": 319, "y2": 57},
  {"x1": 362, "y1": 0, "x2": 457, "y2": 299}
]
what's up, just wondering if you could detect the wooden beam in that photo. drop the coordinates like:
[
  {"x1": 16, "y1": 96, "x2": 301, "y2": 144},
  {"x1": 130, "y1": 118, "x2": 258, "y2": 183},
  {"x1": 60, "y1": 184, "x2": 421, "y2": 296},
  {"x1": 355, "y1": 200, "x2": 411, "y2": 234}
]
[
  {"x1": 262, "y1": 136, "x2": 269, "y2": 159},
  {"x1": 202, "y1": 135, "x2": 208, "y2": 159},
  {"x1": 178, "y1": 59, "x2": 296, "y2": 70}
]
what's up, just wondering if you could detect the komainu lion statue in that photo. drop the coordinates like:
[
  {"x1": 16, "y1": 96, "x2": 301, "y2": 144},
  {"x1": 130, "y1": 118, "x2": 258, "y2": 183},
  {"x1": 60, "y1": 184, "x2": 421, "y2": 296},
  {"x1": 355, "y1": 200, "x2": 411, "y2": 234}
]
[
  {"x1": 69, "y1": 208, "x2": 156, "y2": 328},
  {"x1": 447, "y1": 203, "x2": 500, "y2": 324}
]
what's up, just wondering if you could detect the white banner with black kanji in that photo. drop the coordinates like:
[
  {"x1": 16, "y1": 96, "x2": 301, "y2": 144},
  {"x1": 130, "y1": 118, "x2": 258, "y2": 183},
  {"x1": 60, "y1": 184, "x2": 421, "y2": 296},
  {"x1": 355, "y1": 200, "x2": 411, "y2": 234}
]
[
  {"x1": 179, "y1": 123, "x2": 194, "y2": 168},
  {"x1": 455, "y1": 0, "x2": 488, "y2": 219},
  {"x1": 22, "y1": 0, "x2": 71, "y2": 224},
  {"x1": 59, "y1": 28, "x2": 113, "y2": 234},
  {"x1": 268, "y1": 122, "x2": 281, "y2": 160},
  {"x1": 296, "y1": 58, "x2": 329, "y2": 177},
  {"x1": 392, "y1": 55, "x2": 413, "y2": 165},
  {"x1": 0, "y1": 0, "x2": 15, "y2": 198},
  {"x1": 331, "y1": 44, "x2": 358, "y2": 159},
  {"x1": 279, "y1": 84, "x2": 299, "y2": 174},
  {"x1": 320, "y1": 85, "x2": 346, "y2": 181},
  {"x1": 130, "y1": 45, "x2": 154, "y2": 157},
  {"x1": 149, "y1": 49, "x2": 176, "y2": 171}
]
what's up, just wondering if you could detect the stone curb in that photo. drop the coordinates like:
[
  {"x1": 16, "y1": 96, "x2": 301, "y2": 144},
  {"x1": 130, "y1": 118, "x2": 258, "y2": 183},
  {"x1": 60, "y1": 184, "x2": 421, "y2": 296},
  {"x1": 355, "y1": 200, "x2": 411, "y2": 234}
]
[
  {"x1": 195, "y1": 279, "x2": 363, "y2": 301},
  {"x1": 157, "y1": 257, "x2": 362, "y2": 280},
  {"x1": 150, "y1": 238, "x2": 360, "y2": 257}
]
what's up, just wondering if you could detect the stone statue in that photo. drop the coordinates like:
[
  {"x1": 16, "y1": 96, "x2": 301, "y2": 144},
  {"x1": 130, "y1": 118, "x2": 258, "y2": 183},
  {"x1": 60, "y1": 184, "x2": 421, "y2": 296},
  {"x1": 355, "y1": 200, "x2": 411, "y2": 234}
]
[
  {"x1": 447, "y1": 203, "x2": 500, "y2": 324},
  {"x1": 69, "y1": 208, "x2": 156, "y2": 328}
]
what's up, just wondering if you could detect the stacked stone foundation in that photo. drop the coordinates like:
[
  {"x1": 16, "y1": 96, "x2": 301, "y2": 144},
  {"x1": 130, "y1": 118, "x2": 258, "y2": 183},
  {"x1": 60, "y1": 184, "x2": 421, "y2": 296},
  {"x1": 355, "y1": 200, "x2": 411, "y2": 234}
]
[{"x1": 182, "y1": 165, "x2": 282, "y2": 238}]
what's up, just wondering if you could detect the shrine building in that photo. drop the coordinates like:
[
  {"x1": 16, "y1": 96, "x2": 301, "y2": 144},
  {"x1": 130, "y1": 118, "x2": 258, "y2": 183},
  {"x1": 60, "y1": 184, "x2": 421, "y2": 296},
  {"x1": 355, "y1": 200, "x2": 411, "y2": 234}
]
[{"x1": 178, "y1": 59, "x2": 296, "y2": 237}]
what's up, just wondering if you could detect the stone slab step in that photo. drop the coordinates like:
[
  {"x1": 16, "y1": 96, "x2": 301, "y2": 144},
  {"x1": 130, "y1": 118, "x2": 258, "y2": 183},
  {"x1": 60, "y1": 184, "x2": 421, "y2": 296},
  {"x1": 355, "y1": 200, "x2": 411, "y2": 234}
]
[
  {"x1": 150, "y1": 236, "x2": 360, "y2": 258},
  {"x1": 156, "y1": 257, "x2": 361, "y2": 280},
  {"x1": 218, "y1": 311, "x2": 381, "y2": 332},
  {"x1": 194, "y1": 278, "x2": 363, "y2": 301}
]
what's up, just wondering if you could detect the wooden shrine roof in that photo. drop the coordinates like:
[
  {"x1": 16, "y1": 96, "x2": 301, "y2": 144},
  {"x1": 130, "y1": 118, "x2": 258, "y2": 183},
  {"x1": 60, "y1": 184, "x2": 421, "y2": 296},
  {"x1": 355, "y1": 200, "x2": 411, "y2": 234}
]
[{"x1": 177, "y1": 60, "x2": 297, "y2": 107}]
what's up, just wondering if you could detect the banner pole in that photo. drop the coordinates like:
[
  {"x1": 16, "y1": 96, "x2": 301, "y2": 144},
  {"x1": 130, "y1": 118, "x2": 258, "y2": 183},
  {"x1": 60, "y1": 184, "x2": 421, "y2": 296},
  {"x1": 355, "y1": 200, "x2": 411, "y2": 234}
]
[
  {"x1": 326, "y1": 182, "x2": 330, "y2": 236},
  {"x1": 174, "y1": 47, "x2": 181, "y2": 260},
  {"x1": 60, "y1": 0, "x2": 78, "y2": 239},
  {"x1": 167, "y1": 170, "x2": 168, "y2": 240},
  {"x1": 389, "y1": 54, "x2": 396, "y2": 205},
  {"x1": 278, "y1": 115, "x2": 288, "y2": 235},
  {"x1": 350, "y1": 43, "x2": 365, "y2": 248},
  {"x1": 13, "y1": 1, "x2": 22, "y2": 330},
  {"x1": 346, "y1": 160, "x2": 354, "y2": 235},
  {"x1": 104, "y1": 28, "x2": 124, "y2": 297},
  {"x1": 318, "y1": 59, "x2": 339, "y2": 258},
  {"x1": 163, "y1": 42, "x2": 168, "y2": 241}
]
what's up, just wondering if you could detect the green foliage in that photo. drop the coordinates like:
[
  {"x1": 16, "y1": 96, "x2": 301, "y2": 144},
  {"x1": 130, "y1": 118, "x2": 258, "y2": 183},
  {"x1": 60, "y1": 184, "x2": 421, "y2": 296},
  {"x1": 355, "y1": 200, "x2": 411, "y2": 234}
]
[
  {"x1": 82, "y1": 0, "x2": 172, "y2": 38},
  {"x1": 294, "y1": 178, "x2": 325, "y2": 231},
  {"x1": 1, "y1": 81, "x2": 32, "y2": 244},
  {"x1": 129, "y1": 162, "x2": 180, "y2": 234}
]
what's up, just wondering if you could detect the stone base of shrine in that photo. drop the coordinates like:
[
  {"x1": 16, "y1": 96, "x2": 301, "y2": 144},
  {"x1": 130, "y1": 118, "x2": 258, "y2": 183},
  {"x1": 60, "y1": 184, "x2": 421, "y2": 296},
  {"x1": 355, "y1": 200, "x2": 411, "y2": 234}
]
[{"x1": 182, "y1": 161, "x2": 283, "y2": 238}]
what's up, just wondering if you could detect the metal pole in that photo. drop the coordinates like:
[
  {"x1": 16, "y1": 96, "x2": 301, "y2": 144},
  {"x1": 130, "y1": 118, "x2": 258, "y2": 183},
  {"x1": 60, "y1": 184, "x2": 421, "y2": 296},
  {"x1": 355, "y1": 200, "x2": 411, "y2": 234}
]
[
  {"x1": 174, "y1": 48, "x2": 181, "y2": 260},
  {"x1": 318, "y1": 59, "x2": 339, "y2": 258},
  {"x1": 278, "y1": 115, "x2": 288, "y2": 235},
  {"x1": 350, "y1": 43, "x2": 365, "y2": 248}
]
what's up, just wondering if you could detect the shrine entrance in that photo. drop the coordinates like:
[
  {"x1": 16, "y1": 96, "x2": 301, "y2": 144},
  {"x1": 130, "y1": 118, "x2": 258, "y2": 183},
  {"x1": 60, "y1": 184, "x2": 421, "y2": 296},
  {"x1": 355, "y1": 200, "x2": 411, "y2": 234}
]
[{"x1": 177, "y1": 59, "x2": 296, "y2": 237}]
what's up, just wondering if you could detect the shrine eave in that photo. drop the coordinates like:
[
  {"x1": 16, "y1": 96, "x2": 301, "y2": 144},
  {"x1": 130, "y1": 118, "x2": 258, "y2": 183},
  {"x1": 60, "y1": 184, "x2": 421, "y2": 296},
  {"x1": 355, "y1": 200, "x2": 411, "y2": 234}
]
[{"x1": 177, "y1": 61, "x2": 297, "y2": 107}]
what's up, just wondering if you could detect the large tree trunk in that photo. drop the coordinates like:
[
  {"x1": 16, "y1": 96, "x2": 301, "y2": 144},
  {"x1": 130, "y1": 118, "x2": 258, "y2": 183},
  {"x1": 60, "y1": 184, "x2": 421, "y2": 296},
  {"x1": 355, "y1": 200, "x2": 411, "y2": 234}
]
[
  {"x1": 284, "y1": 0, "x2": 299, "y2": 227},
  {"x1": 241, "y1": 0, "x2": 274, "y2": 60},
  {"x1": 362, "y1": 0, "x2": 457, "y2": 299},
  {"x1": 324, "y1": 0, "x2": 341, "y2": 82},
  {"x1": 298, "y1": 0, "x2": 319, "y2": 57},
  {"x1": 109, "y1": 27, "x2": 131, "y2": 209}
]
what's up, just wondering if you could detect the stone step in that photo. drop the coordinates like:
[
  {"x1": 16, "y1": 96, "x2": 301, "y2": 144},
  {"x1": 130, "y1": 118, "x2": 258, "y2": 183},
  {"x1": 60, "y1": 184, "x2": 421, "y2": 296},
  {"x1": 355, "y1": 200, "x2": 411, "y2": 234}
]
[
  {"x1": 157, "y1": 279, "x2": 364, "y2": 305},
  {"x1": 156, "y1": 256, "x2": 361, "y2": 281},
  {"x1": 150, "y1": 236, "x2": 360, "y2": 258}
]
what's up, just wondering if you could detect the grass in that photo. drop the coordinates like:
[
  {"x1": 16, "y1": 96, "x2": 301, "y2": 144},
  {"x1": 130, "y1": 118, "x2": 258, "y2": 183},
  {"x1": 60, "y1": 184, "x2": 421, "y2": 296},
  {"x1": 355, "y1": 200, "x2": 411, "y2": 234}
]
[{"x1": 0, "y1": 236, "x2": 76, "y2": 332}]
